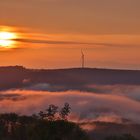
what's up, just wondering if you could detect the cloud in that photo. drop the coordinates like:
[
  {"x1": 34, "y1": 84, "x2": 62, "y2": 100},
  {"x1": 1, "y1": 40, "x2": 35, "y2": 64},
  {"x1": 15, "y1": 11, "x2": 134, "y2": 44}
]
[
  {"x1": 23, "y1": 83, "x2": 69, "y2": 92},
  {"x1": 86, "y1": 84, "x2": 140, "y2": 101},
  {"x1": 0, "y1": 86, "x2": 140, "y2": 124},
  {"x1": 22, "y1": 83, "x2": 140, "y2": 102},
  {"x1": 12, "y1": 38, "x2": 140, "y2": 48},
  {"x1": 0, "y1": 93, "x2": 25, "y2": 101},
  {"x1": 13, "y1": 38, "x2": 90, "y2": 45}
]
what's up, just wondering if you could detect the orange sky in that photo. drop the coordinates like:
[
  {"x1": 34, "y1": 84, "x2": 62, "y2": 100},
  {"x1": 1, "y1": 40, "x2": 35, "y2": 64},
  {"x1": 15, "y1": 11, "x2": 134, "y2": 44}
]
[{"x1": 0, "y1": 0, "x2": 140, "y2": 69}]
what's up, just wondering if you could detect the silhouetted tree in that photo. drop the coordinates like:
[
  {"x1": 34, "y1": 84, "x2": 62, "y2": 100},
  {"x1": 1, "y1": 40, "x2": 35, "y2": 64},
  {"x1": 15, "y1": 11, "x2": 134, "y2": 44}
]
[
  {"x1": 38, "y1": 111, "x2": 46, "y2": 120},
  {"x1": 60, "y1": 103, "x2": 71, "y2": 120},
  {"x1": 0, "y1": 104, "x2": 89, "y2": 140},
  {"x1": 46, "y1": 104, "x2": 58, "y2": 121}
]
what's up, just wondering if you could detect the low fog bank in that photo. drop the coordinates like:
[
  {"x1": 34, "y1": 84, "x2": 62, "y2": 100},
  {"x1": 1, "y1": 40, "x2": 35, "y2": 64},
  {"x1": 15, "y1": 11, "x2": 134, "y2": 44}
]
[
  {"x1": 1, "y1": 83, "x2": 140, "y2": 139},
  {"x1": 0, "y1": 84, "x2": 140, "y2": 124},
  {"x1": 24, "y1": 83, "x2": 140, "y2": 101}
]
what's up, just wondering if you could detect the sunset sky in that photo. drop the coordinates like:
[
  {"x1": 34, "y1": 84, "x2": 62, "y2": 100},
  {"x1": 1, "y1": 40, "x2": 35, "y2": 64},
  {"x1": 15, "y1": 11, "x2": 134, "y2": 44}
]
[{"x1": 0, "y1": 0, "x2": 140, "y2": 69}]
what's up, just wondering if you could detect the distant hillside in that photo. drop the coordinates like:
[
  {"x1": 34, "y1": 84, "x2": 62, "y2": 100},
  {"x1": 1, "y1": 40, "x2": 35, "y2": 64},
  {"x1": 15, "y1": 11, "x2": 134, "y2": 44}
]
[
  {"x1": 0, "y1": 66, "x2": 140, "y2": 90},
  {"x1": 80, "y1": 122, "x2": 140, "y2": 140}
]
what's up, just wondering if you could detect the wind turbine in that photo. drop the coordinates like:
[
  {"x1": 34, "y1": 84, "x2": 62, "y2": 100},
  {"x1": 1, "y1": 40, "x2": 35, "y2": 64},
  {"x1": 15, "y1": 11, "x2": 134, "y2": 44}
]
[{"x1": 81, "y1": 49, "x2": 85, "y2": 68}]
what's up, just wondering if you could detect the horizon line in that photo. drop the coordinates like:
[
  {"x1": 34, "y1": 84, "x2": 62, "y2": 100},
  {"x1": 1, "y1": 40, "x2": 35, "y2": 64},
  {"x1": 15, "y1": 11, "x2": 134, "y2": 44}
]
[{"x1": 0, "y1": 65, "x2": 140, "y2": 71}]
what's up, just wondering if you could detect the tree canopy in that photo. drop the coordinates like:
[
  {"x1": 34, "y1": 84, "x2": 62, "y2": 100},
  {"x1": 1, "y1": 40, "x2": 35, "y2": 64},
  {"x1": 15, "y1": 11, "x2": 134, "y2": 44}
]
[{"x1": 0, "y1": 103, "x2": 89, "y2": 140}]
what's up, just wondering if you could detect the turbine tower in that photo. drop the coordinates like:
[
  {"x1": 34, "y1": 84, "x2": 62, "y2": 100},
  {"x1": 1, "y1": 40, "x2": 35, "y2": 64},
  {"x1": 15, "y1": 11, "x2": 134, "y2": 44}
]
[{"x1": 81, "y1": 49, "x2": 85, "y2": 68}]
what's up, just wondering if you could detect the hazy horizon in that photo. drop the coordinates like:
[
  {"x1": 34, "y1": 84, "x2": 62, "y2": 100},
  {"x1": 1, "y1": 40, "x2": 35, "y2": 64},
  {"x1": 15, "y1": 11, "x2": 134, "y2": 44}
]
[
  {"x1": 0, "y1": 0, "x2": 140, "y2": 69},
  {"x1": 1, "y1": 65, "x2": 140, "y2": 71}
]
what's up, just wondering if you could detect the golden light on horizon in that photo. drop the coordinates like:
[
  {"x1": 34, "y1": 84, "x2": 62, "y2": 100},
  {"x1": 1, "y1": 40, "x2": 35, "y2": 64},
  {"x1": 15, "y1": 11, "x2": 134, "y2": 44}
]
[{"x1": 0, "y1": 31, "x2": 17, "y2": 48}]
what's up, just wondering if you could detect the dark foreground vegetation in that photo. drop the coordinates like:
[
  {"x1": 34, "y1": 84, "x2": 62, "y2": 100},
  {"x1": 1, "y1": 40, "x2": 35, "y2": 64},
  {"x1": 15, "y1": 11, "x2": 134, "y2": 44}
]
[
  {"x1": 0, "y1": 103, "x2": 138, "y2": 140},
  {"x1": 105, "y1": 134, "x2": 138, "y2": 140},
  {"x1": 0, "y1": 103, "x2": 89, "y2": 140}
]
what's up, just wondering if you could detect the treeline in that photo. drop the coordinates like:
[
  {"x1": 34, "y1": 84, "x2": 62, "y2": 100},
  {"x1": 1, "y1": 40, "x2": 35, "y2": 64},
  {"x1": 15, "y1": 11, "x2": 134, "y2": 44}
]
[
  {"x1": 0, "y1": 103, "x2": 89, "y2": 140},
  {"x1": 0, "y1": 103, "x2": 138, "y2": 140}
]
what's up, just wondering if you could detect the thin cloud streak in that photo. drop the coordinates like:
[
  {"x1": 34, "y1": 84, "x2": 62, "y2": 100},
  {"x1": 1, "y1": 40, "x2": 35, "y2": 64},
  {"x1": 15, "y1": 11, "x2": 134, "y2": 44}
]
[
  {"x1": 13, "y1": 38, "x2": 90, "y2": 45},
  {"x1": 13, "y1": 38, "x2": 140, "y2": 48}
]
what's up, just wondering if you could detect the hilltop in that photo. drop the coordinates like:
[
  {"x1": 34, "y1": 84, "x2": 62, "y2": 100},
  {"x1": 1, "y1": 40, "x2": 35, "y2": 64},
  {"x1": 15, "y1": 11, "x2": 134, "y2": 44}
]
[{"x1": 0, "y1": 66, "x2": 140, "y2": 90}]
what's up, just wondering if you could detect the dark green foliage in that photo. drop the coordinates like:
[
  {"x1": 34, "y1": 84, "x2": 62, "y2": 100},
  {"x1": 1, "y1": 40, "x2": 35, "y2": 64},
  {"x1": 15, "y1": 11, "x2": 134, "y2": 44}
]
[
  {"x1": 105, "y1": 134, "x2": 138, "y2": 140},
  {"x1": 0, "y1": 104, "x2": 89, "y2": 140}
]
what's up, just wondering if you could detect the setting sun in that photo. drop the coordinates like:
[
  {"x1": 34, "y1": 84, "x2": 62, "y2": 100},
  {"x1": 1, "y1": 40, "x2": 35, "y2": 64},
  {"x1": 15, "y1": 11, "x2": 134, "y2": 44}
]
[{"x1": 0, "y1": 32, "x2": 16, "y2": 47}]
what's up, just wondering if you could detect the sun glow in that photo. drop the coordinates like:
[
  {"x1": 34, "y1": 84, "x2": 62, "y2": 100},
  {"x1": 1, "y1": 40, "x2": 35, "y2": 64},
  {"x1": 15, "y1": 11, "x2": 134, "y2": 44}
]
[{"x1": 0, "y1": 32, "x2": 17, "y2": 47}]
